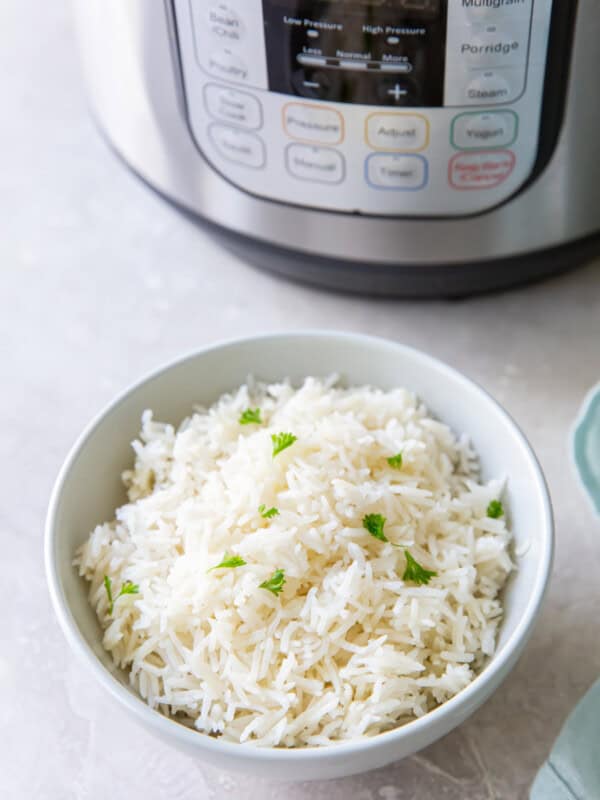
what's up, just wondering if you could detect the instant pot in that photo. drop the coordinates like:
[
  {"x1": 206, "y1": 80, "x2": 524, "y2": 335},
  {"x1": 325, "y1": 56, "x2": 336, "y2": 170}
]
[{"x1": 73, "y1": 1, "x2": 600, "y2": 295}]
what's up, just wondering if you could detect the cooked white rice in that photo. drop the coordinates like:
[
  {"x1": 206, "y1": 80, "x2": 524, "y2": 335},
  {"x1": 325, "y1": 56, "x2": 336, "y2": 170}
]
[{"x1": 75, "y1": 377, "x2": 512, "y2": 747}]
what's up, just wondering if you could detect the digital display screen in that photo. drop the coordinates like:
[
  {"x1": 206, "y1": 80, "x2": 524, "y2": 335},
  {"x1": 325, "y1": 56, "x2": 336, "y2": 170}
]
[
  {"x1": 262, "y1": 0, "x2": 447, "y2": 106},
  {"x1": 268, "y1": 0, "x2": 440, "y2": 6}
]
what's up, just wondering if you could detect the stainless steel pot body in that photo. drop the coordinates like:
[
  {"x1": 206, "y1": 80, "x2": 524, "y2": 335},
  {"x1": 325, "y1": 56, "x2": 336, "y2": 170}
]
[{"x1": 72, "y1": 1, "x2": 600, "y2": 294}]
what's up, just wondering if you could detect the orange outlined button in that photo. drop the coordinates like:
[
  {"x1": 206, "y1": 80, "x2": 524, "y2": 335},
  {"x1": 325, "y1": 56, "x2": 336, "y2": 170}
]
[
  {"x1": 282, "y1": 102, "x2": 345, "y2": 145},
  {"x1": 365, "y1": 113, "x2": 429, "y2": 152},
  {"x1": 449, "y1": 150, "x2": 515, "y2": 190}
]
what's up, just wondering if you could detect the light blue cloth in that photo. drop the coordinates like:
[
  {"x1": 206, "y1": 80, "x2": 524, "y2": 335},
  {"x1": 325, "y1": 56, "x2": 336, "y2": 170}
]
[
  {"x1": 573, "y1": 383, "x2": 600, "y2": 515},
  {"x1": 531, "y1": 680, "x2": 600, "y2": 799},
  {"x1": 531, "y1": 384, "x2": 600, "y2": 799}
]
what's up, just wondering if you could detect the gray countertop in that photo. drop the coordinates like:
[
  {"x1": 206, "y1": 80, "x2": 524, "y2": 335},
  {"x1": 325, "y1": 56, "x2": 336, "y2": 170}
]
[{"x1": 3, "y1": 2, "x2": 600, "y2": 798}]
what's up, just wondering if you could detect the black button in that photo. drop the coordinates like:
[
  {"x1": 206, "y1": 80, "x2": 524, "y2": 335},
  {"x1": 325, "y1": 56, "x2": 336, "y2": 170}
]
[
  {"x1": 291, "y1": 68, "x2": 337, "y2": 100},
  {"x1": 376, "y1": 78, "x2": 418, "y2": 106}
]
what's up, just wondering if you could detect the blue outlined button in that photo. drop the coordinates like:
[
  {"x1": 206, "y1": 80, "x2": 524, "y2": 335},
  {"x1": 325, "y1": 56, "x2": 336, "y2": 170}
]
[{"x1": 365, "y1": 153, "x2": 428, "y2": 191}]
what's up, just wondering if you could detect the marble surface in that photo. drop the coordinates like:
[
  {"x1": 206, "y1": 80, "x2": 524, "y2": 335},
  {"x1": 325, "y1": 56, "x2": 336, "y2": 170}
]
[{"x1": 3, "y1": 1, "x2": 600, "y2": 798}]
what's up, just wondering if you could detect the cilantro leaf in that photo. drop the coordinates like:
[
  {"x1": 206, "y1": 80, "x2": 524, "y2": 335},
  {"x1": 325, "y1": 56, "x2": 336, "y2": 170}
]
[
  {"x1": 104, "y1": 576, "x2": 139, "y2": 615},
  {"x1": 239, "y1": 408, "x2": 262, "y2": 425},
  {"x1": 117, "y1": 580, "x2": 140, "y2": 599},
  {"x1": 103, "y1": 575, "x2": 114, "y2": 615},
  {"x1": 402, "y1": 551, "x2": 437, "y2": 585},
  {"x1": 387, "y1": 452, "x2": 403, "y2": 469},
  {"x1": 259, "y1": 569, "x2": 286, "y2": 596},
  {"x1": 487, "y1": 500, "x2": 504, "y2": 519},
  {"x1": 259, "y1": 504, "x2": 280, "y2": 519},
  {"x1": 208, "y1": 553, "x2": 247, "y2": 572},
  {"x1": 363, "y1": 513, "x2": 389, "y2": 542},
  {"x1": 271, "y1": 432, "x2": 297, "y2": 457}
]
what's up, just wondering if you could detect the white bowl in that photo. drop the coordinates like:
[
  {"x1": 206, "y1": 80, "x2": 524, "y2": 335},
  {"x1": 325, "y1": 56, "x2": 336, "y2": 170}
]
[{"x1": 45, "y1": 332, "x2": 553, "y2": 781}]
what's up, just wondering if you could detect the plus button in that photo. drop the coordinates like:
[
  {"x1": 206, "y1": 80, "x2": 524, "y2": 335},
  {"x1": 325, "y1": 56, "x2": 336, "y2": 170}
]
[{"x1": 387, "y1": 83, "x2": 408, "y2": 102}]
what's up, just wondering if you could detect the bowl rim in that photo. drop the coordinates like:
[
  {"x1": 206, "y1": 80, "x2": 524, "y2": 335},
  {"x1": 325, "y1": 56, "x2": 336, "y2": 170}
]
[{"x1": 45, "y1": 330, "x2": 554, "y2": 762}]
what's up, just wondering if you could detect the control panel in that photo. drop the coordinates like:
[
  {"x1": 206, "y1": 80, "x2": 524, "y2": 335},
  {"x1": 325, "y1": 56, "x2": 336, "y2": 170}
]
[{"x1": 173, "y1": 0, "x2": 554, "y2": 217}]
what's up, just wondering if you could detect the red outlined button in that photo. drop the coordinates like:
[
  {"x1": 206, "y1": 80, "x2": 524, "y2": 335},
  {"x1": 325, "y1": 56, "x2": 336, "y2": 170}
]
[{"x1": 449, "y1": 150, "x2": 516, "y2": 190}]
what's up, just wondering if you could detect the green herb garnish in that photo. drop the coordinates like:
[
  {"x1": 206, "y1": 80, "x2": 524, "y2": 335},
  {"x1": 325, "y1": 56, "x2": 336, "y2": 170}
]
[
  {"x1": 208, "y1": 553, "x2": 247, "y2": 572},
  {"x1": 103, "y1": 575, "x2": 139, "y2": 615},
  {"x1": 239, "y1": 408, "x2": 262, "y2": 425},
  {"x1": 402, "y1": 551, "x2": 437, "y2": 586},
  {"x1": 103, "y1": 575, "x2": 114, "y2": 614},
  {"x1": 118, "y1": 580, "x2": 140, "y2": 597},
  {"x1": 387, "y1": 452, "x2": 403, "y2": 469},
  {"x1": 259, "y1": 569, "x2": 286, "y2": 596},
  {"x1": 271, "y1": 432, "x2": 297, "y2": 457},
  {"x1": 259, "y1": 504, "x2": 280, "y2": 519},
  {"x1": 363, "y1": 513, "x2": 388, "y2": 542},
  {"x1": 487, "y1": 500, "x2": 504, "y2": 519}
]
